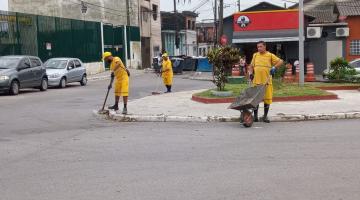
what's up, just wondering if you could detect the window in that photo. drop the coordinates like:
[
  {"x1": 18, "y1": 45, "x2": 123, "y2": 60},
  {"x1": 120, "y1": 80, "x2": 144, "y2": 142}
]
[
  {"x1": 30, "y1": 58, "x2": 42, "y2": 67},
  {"x1": 152, "y1": 4, "x2": 158, "y2": 21},
  {"x1": 188, "y1": 20, "x2": 191, "y2": 29},
  {"x1": 67, "y1": 61, "x2": 75, "y2": 70},
  {"x1": 74, "y1": 60, "x2": 82, "y2": 68},
  {"x1": 192, "y1": 21, "x2": 195, "y2": 30},
  {"x1": 19, "y1": 58, "x2": 31, "y2": 69},
  {"x1": 350, "y1": 40, "x2": 360, "y2": 55}
]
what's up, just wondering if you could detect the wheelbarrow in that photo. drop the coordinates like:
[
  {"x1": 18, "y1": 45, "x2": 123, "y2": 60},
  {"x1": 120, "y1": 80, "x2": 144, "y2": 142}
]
[{"x1": 228, "y1": 80, "x2": 267, "y2": 128}]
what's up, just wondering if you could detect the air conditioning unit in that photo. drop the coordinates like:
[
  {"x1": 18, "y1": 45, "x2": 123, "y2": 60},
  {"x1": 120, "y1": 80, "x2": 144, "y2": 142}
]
[
  {"x1": 307, "y1": 27, "x2": 322, "y2": 38},
  {"x1": 336, "y1": 27, "x2": 349, "y2": 37}
]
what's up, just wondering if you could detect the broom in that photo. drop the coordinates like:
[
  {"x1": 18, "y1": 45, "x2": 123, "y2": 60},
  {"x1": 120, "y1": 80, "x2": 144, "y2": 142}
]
[{"x1": 98, "y1": 75, "x2": 115, "y2": 114}]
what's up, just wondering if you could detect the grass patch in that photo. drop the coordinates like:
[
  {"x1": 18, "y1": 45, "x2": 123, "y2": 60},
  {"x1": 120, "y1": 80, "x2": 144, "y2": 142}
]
[
  {"x1": 306, "y1": 82, "x2": 360, "y2": 87},
  {"x1": 195, "y1": 80, "x2": 331, "y2": 99}
]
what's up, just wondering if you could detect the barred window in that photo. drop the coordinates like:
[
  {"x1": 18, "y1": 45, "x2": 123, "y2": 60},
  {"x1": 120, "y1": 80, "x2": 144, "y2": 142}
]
[{"x1": 350, "y1": 40, "x2": 360, "y2": 55}]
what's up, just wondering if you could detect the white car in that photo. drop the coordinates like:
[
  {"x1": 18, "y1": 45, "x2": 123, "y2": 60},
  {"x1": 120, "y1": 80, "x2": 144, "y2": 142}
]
[
  {"x1": 323, "y1": 59, "x2": 360, "y2": 79},
  {"x1": 45, "y1": 58, "x2": 87, "y2": 88}
]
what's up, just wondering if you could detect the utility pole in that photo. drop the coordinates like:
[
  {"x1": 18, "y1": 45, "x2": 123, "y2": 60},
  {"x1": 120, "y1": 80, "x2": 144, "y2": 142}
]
[
  {"x1": 125, "y1": 0, "x2": 130, "y2": 25},
  {"x1": 299, "y1": 0, "x2": 305, "y2": 86},
  {"x1": 214, "y1": 0, "x2": 218, "y2": 46},
  {"x1": 217, "y1": 0, "x2": 223, "y2": 44},
  {"x1": 174, "y1": 0, "x2": 179, "y2": 55},
  {"x1": 238, "y1": 0, "x2": 241, "y2": 12}
]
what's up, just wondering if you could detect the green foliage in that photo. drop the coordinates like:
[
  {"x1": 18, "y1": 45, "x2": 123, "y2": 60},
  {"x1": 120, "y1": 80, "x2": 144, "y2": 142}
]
[
  {"x1": 208, "y1": 46, "x2": 241, "y2": 91},
  {"x1": 329, "y1": 57, "x2": 356, "y2": 80},
  {"x1": 274, "y1": 64, "x2": 287, "y2": 79}
]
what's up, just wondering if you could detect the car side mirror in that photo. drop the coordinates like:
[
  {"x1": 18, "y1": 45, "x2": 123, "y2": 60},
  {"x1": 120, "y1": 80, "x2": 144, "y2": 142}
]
[{"x1": 17, "y1": 65, "x2": 26, "y2": 71}]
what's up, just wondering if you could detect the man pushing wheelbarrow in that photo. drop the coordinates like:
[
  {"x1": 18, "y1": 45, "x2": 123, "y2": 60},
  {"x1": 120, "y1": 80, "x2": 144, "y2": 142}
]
[{"x1": 229, "y1": 41, "x2": 283, "y2": 127}]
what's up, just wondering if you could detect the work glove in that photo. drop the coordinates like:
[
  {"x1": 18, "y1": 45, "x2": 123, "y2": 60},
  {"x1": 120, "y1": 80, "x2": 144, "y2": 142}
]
[
  {"x1": 270, "y1": 66, "x2": 276, "y2": 76},
  {"x1": 110, "y1": 72, "x2": 115, "y2": 79},
  {"x1": 249, "y1": 73, "x2": 254, "y2": 81}
]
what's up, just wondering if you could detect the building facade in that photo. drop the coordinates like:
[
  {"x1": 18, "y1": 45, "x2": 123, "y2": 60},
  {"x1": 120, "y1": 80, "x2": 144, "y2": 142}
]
[
  {"x1": 336, "y1": 0, "x2": 360, "y2": 61},
  {"x1": 161, "y1": 11, "x2": 197, "y2": 57},
  {"x1": 139, "y1": 0, "x2": 161, "y2": 69},
  {"x1": 196, "y1": 22, "x2": 215, "y2": 57},
  {"x1": 8, "y1": 0, "x2": 139, "y2": 26}
]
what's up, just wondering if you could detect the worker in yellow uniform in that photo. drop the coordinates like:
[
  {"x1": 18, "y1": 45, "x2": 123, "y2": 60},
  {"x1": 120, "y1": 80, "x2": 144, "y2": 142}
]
[
  {"x1": 248, "y1": 41, "x2": 283, "y2": 123},
  {"x1": 103, "y1": 52, "x2": 129, "y2": 115},
  {"x1": 161, "y1": 53, "x2": 173, "y2": 93}
]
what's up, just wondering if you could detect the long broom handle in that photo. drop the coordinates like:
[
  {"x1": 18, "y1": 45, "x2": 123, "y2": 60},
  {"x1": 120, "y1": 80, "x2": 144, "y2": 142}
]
[{"x1": 101, "y1": 76, "x2": 114, "y2": 111}]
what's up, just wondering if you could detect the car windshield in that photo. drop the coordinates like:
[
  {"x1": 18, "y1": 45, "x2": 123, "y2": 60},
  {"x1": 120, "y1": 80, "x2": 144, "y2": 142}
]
[
  {"x1": 0, "y1": 57, "x2": 21, "y2": 69},
  {"x1": 349, "y1": 60, "x2": 360, "y2": 68},
  {"x1": 45, "y1": 60, "x2": 68, "y2": 69}
]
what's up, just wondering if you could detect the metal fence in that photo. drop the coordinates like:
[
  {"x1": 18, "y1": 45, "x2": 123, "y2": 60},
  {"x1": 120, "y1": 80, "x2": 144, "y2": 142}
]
[{"x1": 0, "y1": 10, "x2": 102, "y2": 62}]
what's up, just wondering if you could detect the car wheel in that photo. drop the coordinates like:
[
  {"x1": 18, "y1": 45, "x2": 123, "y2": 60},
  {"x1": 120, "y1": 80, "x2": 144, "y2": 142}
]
[
  {"x1": 59, "y1": 77, "x2": 67, "y2": 88},
  {"x1": 40, "y1": 78, "x2": 48, "y2": 91},
  {"x1": 9, "y1": 80, "x2": 19, "y2": 95},
  {"x1": 80, "y1": 74, "x2": 87, "y2": 86}
]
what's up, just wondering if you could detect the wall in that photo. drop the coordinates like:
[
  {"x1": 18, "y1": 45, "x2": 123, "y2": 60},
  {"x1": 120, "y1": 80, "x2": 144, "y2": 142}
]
[
  {"x1": 305, "y1": 26, "x2": 347, "y2": 74},
  {"x1": 346, "y1": 16, "x2": 360, "y2": 61},
  {"x1": 185, "y1": 30, "x2": 197, "y2": 56},
  {"x1": 8, "y1": 0, "x2": 139, "y2": 26},
  {"x1": 84, "y1": 62, "x2": 105, "y2": 75},
  {"x1": 139, "y1": 0, "x2": 161, "y2": 67}
]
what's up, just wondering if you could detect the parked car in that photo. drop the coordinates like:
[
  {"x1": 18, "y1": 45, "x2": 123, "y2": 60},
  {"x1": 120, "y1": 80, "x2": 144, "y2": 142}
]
[
  {"x1": 322, "y1": 59, "x2": 360, "y2": 79},
  {"x1": 45, "y1": 58, "x2": 87, "y2": 88},
  {"x1": 0, "y1": 55, "x2": 48, "y2": 95}
]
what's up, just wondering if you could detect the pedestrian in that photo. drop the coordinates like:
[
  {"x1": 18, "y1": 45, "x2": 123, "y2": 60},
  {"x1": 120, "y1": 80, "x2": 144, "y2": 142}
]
[
  {"x1": 239, "y1": 56, "x2": 247, "y2": 76},
  {"x1": 248, "y1": 41, "x2": 284, "y2": 123},
  {"x1": 161, "y1": 53, "x2": 173, "y2": 93},
  {"x1": 103, "y1": 52, "x2": 130, "y2": 115}
]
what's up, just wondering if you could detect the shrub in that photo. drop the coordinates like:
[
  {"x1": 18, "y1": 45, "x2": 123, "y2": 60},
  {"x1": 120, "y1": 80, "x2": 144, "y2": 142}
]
[
  {"x1": 208, "y1": 46, "x2": 240, "y2": 91},
  {"x1": 328, "y1": 57, "x2": 356, "y2": 81}
]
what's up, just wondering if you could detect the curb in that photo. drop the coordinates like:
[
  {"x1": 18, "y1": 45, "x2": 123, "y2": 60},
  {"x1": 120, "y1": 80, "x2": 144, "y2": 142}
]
[
  {"x1": 316, "y1": 86, "x2": 360, "y2": 90},
  {"x1": 191, "y1": 94, "x2": 339, "y2": 104},
  {"x1": 88, "y1": 75, "x2": 109, "y2": 81},
  {"x1": 92, "y1": 110, "x2": 360, "y2": 123}
]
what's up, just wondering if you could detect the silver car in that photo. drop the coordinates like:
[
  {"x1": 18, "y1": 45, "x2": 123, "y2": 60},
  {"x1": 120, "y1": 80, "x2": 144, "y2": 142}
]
[{"x1": 45, "y1": 58, "x2": 87, "y2": 88}]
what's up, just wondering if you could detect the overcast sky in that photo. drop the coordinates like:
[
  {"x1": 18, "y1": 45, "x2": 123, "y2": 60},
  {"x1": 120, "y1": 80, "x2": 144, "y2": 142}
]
[
  {"x1": 0, "y1": 0, "x2": 8, "y2": 11},
  {"x1": 160, "y1": 0, "x2": 296, "y2": 22}
]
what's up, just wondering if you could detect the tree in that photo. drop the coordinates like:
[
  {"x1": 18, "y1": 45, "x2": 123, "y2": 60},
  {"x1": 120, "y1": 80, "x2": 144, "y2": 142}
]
[{"x1": 208, "y1": 46, "x2": 240, "y2": 91}]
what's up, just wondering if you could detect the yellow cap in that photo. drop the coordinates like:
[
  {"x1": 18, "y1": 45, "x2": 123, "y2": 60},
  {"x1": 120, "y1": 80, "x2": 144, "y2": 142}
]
[
  {"x1": 162, "y1": 53, "x2": 168, "y2": 57},
  {"x1": 102, "y1": 52, "x2": 112, "y2": 61}
]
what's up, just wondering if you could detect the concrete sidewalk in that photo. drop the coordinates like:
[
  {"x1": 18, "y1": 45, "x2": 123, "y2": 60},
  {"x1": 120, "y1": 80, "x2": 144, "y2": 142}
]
[
  {"x1": 94, "y1": 89, "x2": 360, "y2": 122},
  {"x1": 87, "y1": 69, "x2": 145, "y2": 81}
]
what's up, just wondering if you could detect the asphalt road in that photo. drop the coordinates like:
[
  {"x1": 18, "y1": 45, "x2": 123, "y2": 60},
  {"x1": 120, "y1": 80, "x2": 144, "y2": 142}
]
[
  {"x1": 1, "y1": 120, "x2": 360, "y2": 200},
  {"x1": 0, "y1": 73, "x2": 212, "y2": 135},
  {"x1": 1, "y1": 72, "x2": 360, "y2": 199}
]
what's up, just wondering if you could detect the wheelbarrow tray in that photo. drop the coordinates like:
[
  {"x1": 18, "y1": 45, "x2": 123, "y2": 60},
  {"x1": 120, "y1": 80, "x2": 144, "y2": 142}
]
[{"x1": 228, "y1": 84, "x2": 266, "y2": 111}]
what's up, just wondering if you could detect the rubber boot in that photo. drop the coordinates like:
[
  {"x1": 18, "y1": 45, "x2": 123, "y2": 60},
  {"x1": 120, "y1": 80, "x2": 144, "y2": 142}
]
[
  {"x1": 108, "y1": 96, "x2": 119, "y2": 111},
  {"x1": 253, "y1": 105, "x2": 259, "y2": 122},
  {"x1": 168, "y1": 85, "x2": 172, "y2": 93},
  {"x1": 122, "y1": 103, "x2": 127, "y2": 115},
  {"x1": 165, "y1": 85, "x2": 172, "y2": 93},
  {"x1": 263, "y1": 104, "x2": 270, "y2": 123}
]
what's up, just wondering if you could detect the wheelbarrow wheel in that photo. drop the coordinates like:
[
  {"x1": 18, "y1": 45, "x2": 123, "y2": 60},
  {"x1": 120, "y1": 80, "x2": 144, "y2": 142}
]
[{"x1": 241, "y1": 110, "x2": 254, "y2": 128}]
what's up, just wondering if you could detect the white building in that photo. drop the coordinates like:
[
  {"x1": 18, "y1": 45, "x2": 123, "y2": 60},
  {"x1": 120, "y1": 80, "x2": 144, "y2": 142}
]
[{"x1": 139, "y1": 0, "x2": 161, "y2": 69}]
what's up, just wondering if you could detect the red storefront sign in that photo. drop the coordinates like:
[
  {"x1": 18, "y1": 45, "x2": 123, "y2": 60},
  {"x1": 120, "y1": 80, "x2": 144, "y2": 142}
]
[{"x1": 233, "y1": 10, "x2": 299, "y2": 32}]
